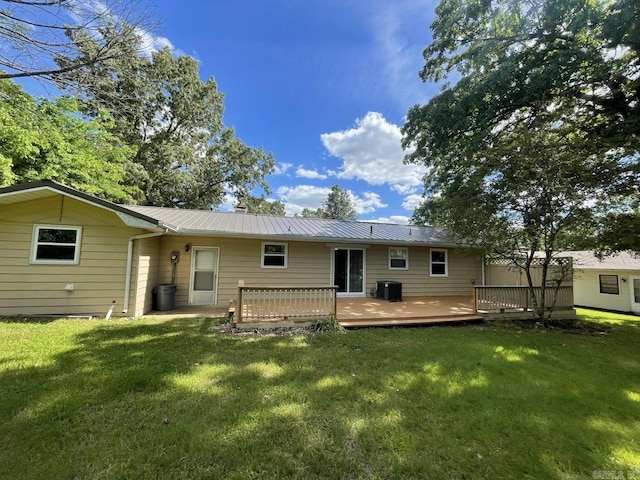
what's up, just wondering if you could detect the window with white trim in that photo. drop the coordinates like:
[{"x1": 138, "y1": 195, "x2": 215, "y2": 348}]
[
  {"x1": 31, "y1": 225, "x2": 82, "y2": 264},
  {"x1": 261, "y1": 242, "x2": 287, "y2": 268},
  {"x1": 388, "y1": 247, "x2": 408, "y2": 270},
  {"x1": 599, "y1": 274, "x2": 619, "y2": 295},
  {"x1": 430, "y1": 248, "x2": 448, "y2": 277}
]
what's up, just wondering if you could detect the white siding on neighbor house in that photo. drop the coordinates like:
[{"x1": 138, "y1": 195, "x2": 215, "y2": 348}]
[
  {"x1": 0, "y1": 195, "x2": 146, "y2": 316},
  {"x1": 573, "y1": 268, "x2": 640, "y2": 313}
]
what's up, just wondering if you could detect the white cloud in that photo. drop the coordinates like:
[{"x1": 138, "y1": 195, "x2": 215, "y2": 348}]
[
  {"x1": 352, "y1": 192, "x2": 387, "y2": 215},
  {"x1": 275, "y1": 185, "x2": 387, "y2": 217},
  {"x1": 218, "y1": 192, "x2": 236, "y2": 212},
  {"x1": 321, "y1": 111, "x2": 426, "y2": 190},
  {"x1": 273, "y1": 162, "x2": 293, "y2": 175},
  {"x1": 391, "y1": 183, "x2": 419, "y2": 195},
  {"x1": 402, "y1": 194, "x2": 423, "y2": 211},
  {"x1": 365, "y1": 215, "x2": 411, "y2": 225},
  {"x1": 275, "y1": 185, "x2": 331, "y2": 215},
  {"x1": 296, "y1": 166, "x2": 328, "y2": 180},
  {"x1": 136, "y1": 27, "x2": 175, "y2": 56}
]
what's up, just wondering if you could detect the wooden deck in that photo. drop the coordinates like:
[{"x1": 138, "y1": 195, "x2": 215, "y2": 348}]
[
  {"x1": 146, "y1": 296, "x2": 483, "y2": 328},
  {"x1": 337, "y1": 295, "x2": 482, "y2": 327}
]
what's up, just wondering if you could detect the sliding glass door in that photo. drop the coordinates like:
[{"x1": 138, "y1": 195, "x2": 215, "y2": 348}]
[{"x1": 333, "y1": 248, "x2": 364, "y2": 295}]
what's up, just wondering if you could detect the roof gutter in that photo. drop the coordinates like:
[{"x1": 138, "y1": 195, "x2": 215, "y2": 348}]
[{"x1": 122, "y1": 230, "x2": 167, "y2": 314}]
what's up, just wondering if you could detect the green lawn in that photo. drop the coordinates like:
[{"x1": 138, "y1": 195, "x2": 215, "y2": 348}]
[{"x1": 0, "y1": 309, "x2": 638, "y2": 479}]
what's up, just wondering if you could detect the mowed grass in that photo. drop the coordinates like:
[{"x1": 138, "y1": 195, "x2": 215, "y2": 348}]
[{"x1": 0, "y1": 310, "x2": 638, "y2": 479}]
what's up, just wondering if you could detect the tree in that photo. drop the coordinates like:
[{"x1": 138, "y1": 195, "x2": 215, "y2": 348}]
[
  {"x1": 297, "y1": 185, "x2": 358, "y2": 220},
  {"x1": 323, "y1": 185, "x2": 358, "y2": 221},
  {"x1": 404, "y1": 0, "x2": 639, "y2": 162},
  {"x1": 593, "y1": 212, "x2": 640, "y2": 253},
  {"x1": 58, "y1": 45, "x2": 275, "y2": 208},
  {"x1": 241, "y1": 196, "x2": 286, "y2": 216},
  {"x1": 295, "y1": 185, "x2": 358, "y2": 220},
  {"x1": 403, "y1": 0, "x2": 640, "y2": 320},
  {"x1": 299, "y1": 207, "x2": 326, "y2": 219},
  {"x1": 0, "y1": 79, "x2": 140, "y2": 202},
  {"x1": 0, "y1": 0, "x2": 153, "y2": 90}
]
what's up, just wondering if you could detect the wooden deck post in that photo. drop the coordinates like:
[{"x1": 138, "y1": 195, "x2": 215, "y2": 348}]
[
  {"x1": 472, "y1": 286, "x2": 477, "y2": 313},
  {"x1": 332, "y1": 286, "x2": 337, "y2": 318},
  {"x1": 237, "y1": 280, "x2": 244, "y2": 323}
]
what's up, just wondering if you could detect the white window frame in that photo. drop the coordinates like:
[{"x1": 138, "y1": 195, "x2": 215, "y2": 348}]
[
  {"x1": 388, "y1": 247, "x2": 409, "y2": 270},
  {"x1": 30, "y1": 224, "x2": 82, "y2": 265},
  {"x1": 261, "y1": 242, "x2": 288, "y2": 269},
  {"x1": 430, "y1": 248, "x2": 448, "y2": 277}
]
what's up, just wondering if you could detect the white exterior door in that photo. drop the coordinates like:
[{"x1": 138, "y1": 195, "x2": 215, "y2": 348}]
[
  {"x1": 630, "y1": 276, "x2": 640, "y2": 314},
  {"x1": 189, "y1": 247, "x2": 219, "y2": 305}
]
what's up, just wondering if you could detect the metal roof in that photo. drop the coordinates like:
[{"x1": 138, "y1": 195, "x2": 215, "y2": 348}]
[
  {"x1": 564, "y1": 251, "x2": 640, "y2": 270},
  {"x1": 127, "y1": 205, "x2": 462, "y2": 246},
  {"x1": 0, "y1": 180, "x2": 464, "y2": 246}
]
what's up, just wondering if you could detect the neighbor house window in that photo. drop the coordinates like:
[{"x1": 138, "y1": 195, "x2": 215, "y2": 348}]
[
  {"x1": 261, "y1": 242, "x2": 287, "y2": 268},
  {"x1": 31, "y1": 225, "x2": 82, "y2": 264},
  {"x1": 389, "y1": 247, "x2": 408, "y2": 270},
  {"x1": 430, "y1": 248, "x2": 448, "y2": 277},
  {"x1": 599, "y1": 274, "x2": 619, "y2": 295}
]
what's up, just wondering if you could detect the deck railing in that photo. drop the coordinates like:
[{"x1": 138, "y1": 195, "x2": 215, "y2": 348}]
[
  {"x1": 236, "y1": 283, "x2": 338, "y2": 323},
  {"x1": 473, "y1": 285, "x2": 573, "y2": 313}
]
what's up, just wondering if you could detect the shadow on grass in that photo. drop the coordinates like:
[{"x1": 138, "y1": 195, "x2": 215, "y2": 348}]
[{"x1": 0, "y1": 316, "x2": 638, "y2": 479}]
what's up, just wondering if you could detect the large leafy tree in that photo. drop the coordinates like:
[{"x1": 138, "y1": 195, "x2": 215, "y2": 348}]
[
  {"x1": 299, "y1": 207, "x2": 327, "y2": 219},
  {"x1": 241, "y1": 196, "x2": 286, "y2": 216},
  {"x1": 0, "y1": 80, "x2": 140, "y2": 202},
  {"x1": 324, "y1": 184, "x2": 358, "y2": 221},
  {"x1": 586, "y1": 212, "x2": 640, "y2": 253},
  {"x1": 0, "y1": 0, "x2": 151, "y2": 89},
  {"x1": 59, "y1": 44, "x2": 275, "y2": 209},
  {"x1": 403, "y1": 0, "x2": 640, "y2": 319},
  {"x1": 405, "y1": 0, "x2": 639, "y2": 159},
  {"x1": 299, "y1": 185, "x2": 358, "y2": 220}
]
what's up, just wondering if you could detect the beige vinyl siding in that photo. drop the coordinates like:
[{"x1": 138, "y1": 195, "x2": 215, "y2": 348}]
[
  {"x1": 157, "y1": 236, "x2": 332, "y2": 307},
  {"x1": 0, "y1": 190, "x2": 487, "y2": 316},
  {"x1": 154, "y1": 238, "x2": 482, "y2": 307},
  {"x1": 0, "y1": 195, "x2": 147, "y2": 316},
  {"x1": 573, "y1": 269, "x2": 639, "y2": 313},
  {"x1": 366, "y1": 245, "x2": 482, "y2": 297},
  {"x1": 485, "y1": 264, "x2": 572, "y2": 286},
  {"x1": 131, "y1": 236, "x2": 161, "y2": 317}
]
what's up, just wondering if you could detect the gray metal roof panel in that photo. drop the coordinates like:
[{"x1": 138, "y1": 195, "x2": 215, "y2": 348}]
[
  {"x1": 564, "y1": 251, "x2": 640, "y2": 270},
  {"x1": 0, "y1": 181, "x2": 460, "y2": 244},
  {"x1": 126, "y1": 205, "x2": 462, "y2": 245}
]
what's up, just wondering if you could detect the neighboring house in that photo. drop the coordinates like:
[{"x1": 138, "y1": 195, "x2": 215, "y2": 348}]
[
  {"x1": 0, "y1": 180, "x2": 483, "y2": 317},
  {"x1": 566, "y1": 250, "x2": 640, "y2": 315}
]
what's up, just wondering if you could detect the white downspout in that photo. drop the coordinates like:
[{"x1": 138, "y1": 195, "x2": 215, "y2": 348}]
[{"x1": 122, "y1": 231, "x2": 166, "y2": 314}]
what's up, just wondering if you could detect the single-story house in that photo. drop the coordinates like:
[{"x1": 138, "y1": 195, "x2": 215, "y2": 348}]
[
  {"x1": 566, "y1": 250, "x2": 640, "y2": 315},
  {"x1": 0, "y1": 180, "x2": 483, "y2": 317}
]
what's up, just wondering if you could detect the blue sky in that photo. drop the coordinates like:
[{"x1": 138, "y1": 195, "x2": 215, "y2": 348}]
[
  {"x1": 16, "y1": 0, "x2": 442, "y2": 222},
  {"x1": 144, "y1": 0, "x2": 443, "y2": 222}
]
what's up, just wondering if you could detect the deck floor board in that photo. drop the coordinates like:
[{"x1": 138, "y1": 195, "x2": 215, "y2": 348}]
[{"x1": 148, "y1": 295, "x2": 480, "y2": 328}]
